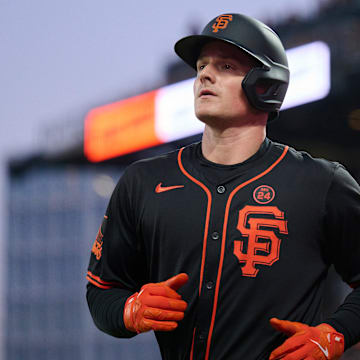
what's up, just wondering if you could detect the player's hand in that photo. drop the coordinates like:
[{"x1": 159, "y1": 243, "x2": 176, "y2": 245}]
[
  {"x1": 269, "y1": 318, "x2": 344, "y2": 360},
  {"x1": 123, "y1": 273, "x2": 189, "y2": 333}
]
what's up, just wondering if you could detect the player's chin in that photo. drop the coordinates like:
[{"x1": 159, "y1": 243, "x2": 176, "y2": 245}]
[
  {"x1": 195, "y1": 113, "x2": 220, "y2": 126},
  {"x1": 195, "y1": 107, "x2": 221, "y2": 125},
  {"x1": 195, "y1": 109, "x2": 241, "y2": 128}
]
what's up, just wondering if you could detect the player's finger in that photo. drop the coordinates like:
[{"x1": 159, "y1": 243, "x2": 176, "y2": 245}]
[
  {"x1": 143, "y1": 318, "x2": 179, "y2": 332},
  {"x1": 279, "y1": 344, "x2": 313, "y2": 360},
  {"x1": 143, "y1": 307, "x2": 185, "y2": 321},
  {"x1": 147, "y1": 284, "x2": 183, "y2": 299},
  {"x1": 145, "y1": 295, "x2": 188, "y2": 311},
  {"x1": 162, "y1": 273, "x2": 189, "y2": 291},
  {"x1": 270, "y1": 318, "x2": 306, "y2": 336}
]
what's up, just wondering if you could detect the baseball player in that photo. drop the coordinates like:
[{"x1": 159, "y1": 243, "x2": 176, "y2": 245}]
[{"x1": 86, "y1": 13, "x2": 360, "y2": 360}]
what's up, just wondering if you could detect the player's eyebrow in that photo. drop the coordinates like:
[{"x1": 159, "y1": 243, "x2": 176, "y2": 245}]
[
  {"x1": 198, "y1": 53, "x2": 236, "y2": 60},
  {"x1": 196, "y1": 54, "x2": 239, "y2": 68},
  {"x1": 197, "y1": 54, "x2": 256, "y2": 71}
]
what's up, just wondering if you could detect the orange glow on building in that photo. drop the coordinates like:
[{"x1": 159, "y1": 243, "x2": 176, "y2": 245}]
[{"x1": 84, "y1": 90, "x2": 161, "y2": 162}]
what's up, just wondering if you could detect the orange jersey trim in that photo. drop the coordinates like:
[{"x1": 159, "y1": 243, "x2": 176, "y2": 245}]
[
  {"x1": 177, "y1": 147, "x2": 213, "y2": 360},
  {"x1": 204, "y1": 146, "x2": 289, "y2": 360},
  {"x1": 178, "y1": 147, "x2": 212, "y2": 298},
  {"x1": 189, "y1": 327, "x2": 196, "y2": 360},
  {"x1": 86, "y1": 271, "x2": 123, "y2": 289}
]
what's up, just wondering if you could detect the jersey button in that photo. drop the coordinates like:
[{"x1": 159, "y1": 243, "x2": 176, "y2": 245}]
[
  {"x1": 211, "y1": 231, "x2": 219, "y2": 240},
  {"x1": 217, "y1": 185, "x2": 226, "y2": 194},
  {"x1": 206, "y1": 281, "x2": 214, "y2": 290}
]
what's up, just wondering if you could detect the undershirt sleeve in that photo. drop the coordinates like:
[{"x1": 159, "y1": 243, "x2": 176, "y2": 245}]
[
  {"x1": 324, "y1": 164, "x2": 360, "y2": 285},
  {"x1": 323, "y1": 164, "x2": 360, "y2": 348},
  {"x1": 86, "y1": 283, "x2": 135, "y2": 338},
  {"x1": 325, "y1": 285, "x2": 360, "y2": 349},
  {"x1": 86, "y1": 165, "x2": 147, "y2": 337}
]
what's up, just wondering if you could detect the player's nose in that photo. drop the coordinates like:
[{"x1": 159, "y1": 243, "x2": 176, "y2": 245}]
[{"x1": 199, "y1": 64, "x2": 216, "y2": 84}]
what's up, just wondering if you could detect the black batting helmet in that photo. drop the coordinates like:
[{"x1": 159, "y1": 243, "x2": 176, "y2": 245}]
[{"x1": 174, "y1": 13, "x2": 290, "y2": 120}]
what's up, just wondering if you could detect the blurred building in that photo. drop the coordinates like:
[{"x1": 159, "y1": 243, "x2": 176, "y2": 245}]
[
  {"x1": 7, "y1": 164, "x2": 163, "y2": 359},
  {"x1": 6, "y1": 1, "x2": 360, "y2": 359}
]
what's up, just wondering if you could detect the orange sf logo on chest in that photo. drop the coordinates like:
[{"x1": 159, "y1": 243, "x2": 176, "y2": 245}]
[
  {"x1": 212, "y1": 14, "x2": 233, "y2": 33},
  {"x1": 233, "y1": 205, "x2": 288, "y2": 277}
]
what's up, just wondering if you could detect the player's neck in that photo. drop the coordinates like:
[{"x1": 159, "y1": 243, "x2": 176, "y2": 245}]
[{"x1": 201, "y1": 123, "x2": 267, "y2": 165}]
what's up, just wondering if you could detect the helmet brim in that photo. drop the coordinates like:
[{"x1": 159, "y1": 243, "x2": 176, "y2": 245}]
[{"x1": 174, "y1": 34, "x2": 265, "y2": 70}]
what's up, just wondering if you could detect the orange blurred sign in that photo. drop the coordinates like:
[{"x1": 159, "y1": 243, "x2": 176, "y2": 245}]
[{"x1": 84, "y1": 90, "x2": 161, "y2": 162}]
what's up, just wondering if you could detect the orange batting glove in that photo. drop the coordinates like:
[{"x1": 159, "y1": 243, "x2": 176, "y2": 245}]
[
  {"x1": 123, "y1": 273, "x2": 189, "y2": 333},
  {"x1": 269, "y1": 318, "x2": 344, "y2": 360}
]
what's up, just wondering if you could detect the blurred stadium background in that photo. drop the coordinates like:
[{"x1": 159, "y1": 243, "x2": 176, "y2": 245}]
[{"x1": 1, "y1": 0, "x2": 360, "y2": 358}]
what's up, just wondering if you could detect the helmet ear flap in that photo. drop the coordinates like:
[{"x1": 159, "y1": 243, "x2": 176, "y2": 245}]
[{"x1": 242, "y1": 60, "x2": 289, "y2": 115}]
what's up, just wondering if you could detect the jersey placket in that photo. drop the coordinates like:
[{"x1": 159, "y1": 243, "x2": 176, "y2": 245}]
[
  {"x1": 192, "y1": 184, "x2": 229, "y2": 359},
  {"x1": 178, "y1": 145, "x2": 289, "y2": 360}
]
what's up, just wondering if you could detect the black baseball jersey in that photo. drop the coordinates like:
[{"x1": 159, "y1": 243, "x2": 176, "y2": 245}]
[{"x1": 87, "y1": 138, "x2": 360, "y2": 360}]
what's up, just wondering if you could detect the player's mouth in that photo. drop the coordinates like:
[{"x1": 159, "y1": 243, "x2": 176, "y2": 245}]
[{"x1": 199, "y1": 89, "x2": 216, "y2": 98}]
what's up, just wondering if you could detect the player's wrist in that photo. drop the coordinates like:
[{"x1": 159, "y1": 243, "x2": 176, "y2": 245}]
[
  {"x1": 316, "y1": 323, "x2": 344, "y2": 359},
  {"x1": 316, "y1": 322, "x2": 343, "y2": 337}
]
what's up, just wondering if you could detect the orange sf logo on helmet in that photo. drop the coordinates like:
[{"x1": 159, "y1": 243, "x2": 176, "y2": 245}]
[{"x1": 212, "y1": 14, "x2": 233, "y2": 33}]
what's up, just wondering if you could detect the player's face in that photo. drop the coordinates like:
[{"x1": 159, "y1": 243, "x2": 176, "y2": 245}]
[{"x1": 194, "y1": 41, "x2": 259, "y2": 126}]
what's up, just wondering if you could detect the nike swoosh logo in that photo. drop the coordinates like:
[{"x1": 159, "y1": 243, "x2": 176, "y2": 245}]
[
  {"x1": 310, "y1": 339, "x2": 329, "y2": 359},
  {"x1": 155, "y1": 182, "x2": 184, "y2": 193}
]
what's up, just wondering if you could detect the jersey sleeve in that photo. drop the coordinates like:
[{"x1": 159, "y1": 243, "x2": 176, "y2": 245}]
[
  {"x1": 86, "y1": 166, "x2": 148, "y2": 292},
  {"x1": 324, "y1": 164, "x2": 360, "y2": 286}
]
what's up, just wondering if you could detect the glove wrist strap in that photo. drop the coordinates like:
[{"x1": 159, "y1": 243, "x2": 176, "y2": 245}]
[
  {"x1": 123, "y1": 292, "x2": 138, "y2": 333},
  {"x1": 317, "y1": 323, "x2": 345, "y2": 360}
]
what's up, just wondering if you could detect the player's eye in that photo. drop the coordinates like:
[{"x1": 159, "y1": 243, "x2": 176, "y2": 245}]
[
  {"x1": 197, "y1": 64, "x2": 206, "y2": 71},
  {"x1": 223, "y1": 64, "x2": 233, "y2": 70}
]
